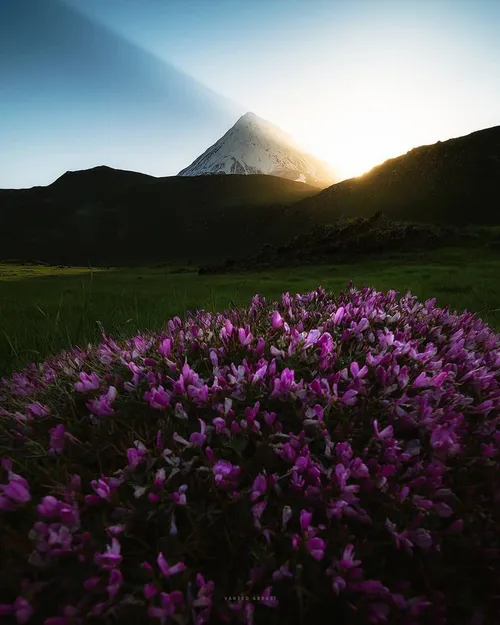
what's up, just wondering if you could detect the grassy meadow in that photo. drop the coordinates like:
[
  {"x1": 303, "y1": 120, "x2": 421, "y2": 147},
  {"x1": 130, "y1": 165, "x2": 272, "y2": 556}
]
[{"x1": 1, "y1": 244, "x2": 500, "y2": 378}]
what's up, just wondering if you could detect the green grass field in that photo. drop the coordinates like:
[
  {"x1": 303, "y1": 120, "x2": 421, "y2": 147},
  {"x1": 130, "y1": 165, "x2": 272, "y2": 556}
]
[{"x1": 1, "y1": 245, "x2": 500, "y2": 377}]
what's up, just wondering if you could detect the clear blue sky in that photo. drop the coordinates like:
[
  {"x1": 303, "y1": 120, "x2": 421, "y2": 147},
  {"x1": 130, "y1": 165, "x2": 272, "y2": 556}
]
[{"x1": 1, "y1": 0, "x2": 500, "y2": 188}]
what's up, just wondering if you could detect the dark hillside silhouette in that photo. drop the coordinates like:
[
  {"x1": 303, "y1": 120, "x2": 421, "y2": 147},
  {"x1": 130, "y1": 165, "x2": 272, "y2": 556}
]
[
  {"x1": 0, "y1": 172, "x2": 318, "y2": 265},
  {"x1": 295, "y1": 125, "x2": 500, "y2": 226},
  {"x1": 1, "y1": 126, "x2": 500, "y2": 266}
]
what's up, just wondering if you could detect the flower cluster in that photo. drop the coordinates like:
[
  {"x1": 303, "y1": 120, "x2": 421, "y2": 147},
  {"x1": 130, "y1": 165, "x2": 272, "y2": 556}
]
[{"x1": 1, "y1": 285, "x2": 499, "y2": 625}]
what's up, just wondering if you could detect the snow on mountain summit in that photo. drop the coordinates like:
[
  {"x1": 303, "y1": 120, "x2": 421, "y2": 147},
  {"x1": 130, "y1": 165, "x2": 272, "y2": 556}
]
[{"x1": 178, "y1": 112, "x2": 338, "y2": 187}]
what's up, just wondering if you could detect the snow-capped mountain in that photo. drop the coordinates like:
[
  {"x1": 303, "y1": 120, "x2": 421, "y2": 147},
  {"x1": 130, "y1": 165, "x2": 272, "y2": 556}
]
[{"x1": 178, "y1": 112, "x2": 338, "y2": 187}]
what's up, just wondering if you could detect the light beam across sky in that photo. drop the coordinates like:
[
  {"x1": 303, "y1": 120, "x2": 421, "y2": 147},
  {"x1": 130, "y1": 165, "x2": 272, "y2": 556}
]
[{"x1": 1, "y1": 0, "x2": 500, "y2": 187}]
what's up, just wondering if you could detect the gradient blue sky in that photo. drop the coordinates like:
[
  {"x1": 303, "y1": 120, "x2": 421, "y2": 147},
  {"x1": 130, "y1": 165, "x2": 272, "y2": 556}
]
[{"x1": 2, "y1": 0, "x2": 500, "y2": 188}]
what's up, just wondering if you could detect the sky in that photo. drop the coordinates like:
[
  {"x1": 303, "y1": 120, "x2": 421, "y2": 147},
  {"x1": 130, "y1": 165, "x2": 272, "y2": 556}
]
[{"x1": 1, "y1": 0, "x2": 500, "y2": 188}]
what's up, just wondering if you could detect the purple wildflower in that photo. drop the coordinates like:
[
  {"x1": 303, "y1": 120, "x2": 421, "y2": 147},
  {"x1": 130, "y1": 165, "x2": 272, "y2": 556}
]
[
  {"x1": 157, "y1": 552, "x2": 186, "y2": 578},
  {"x1": 0, "y1": 471, "x2": 31, "y2": 508},
  {"x1": 94, "y1": 537, "x2": 122, "y2": 570},
  {"x1": 307, "y1": 536, "x2": 326, "y2": 561},
  {"x1": 74, "y1": 371, "x2": 100, "y2": 392},
  {"x1": 148, "y1": 591, "x2": 184, "y2": 620},
  {"x1": 49, "y1": 424, "x2": 67, "y2": 455},
  {"x1": 271, "y1": 311, "x2": 284, "y2": 329}
]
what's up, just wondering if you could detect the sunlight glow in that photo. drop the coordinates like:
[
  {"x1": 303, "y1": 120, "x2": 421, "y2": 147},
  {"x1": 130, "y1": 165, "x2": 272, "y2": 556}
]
[
  {"x1": 288, "y1": 82, "x2": 454, "y2": 181},
  {"x1": 293, "y1": 112, "x2": 416, "y2": 181}
]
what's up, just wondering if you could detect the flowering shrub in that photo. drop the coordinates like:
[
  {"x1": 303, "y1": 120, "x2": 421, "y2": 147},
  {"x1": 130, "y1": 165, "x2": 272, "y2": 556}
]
[{"x1": 1, "y1": 285, "x2": 500, "y2": 625}]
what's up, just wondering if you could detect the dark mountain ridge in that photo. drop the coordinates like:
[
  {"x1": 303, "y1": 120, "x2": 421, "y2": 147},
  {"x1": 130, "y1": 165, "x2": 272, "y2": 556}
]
[
  {"x1": 0, "y1": 171, "x2": 318, "y2": 265},
  {"x1": 294, "y1": 125, "x2": 500, "y2": 226},
  {"x1": 47, "y1": 166, "x2": 157, "y2": 199},
  {"x1": 2, "y1": 124, "x2": 500, "y2": 267}
]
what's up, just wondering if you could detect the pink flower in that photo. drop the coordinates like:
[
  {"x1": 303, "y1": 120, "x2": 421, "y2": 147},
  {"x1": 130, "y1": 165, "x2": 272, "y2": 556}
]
[
  {"x1": 252, "y1": 363, "x2": 268, "y2": 384},
  {"x1": 350, "y1": 361, "x2": 368, "y2": 379},
  {"x1": 260, "y1": 587, "x2": 278, "y2": 608},
  {"x1": 205, "y1": 446, "x2": 215, "y2": 463},
  {"x1": 1, "y1": 471, "x2": 31, "y2": 505},
  {"x1": 331, "y1": 575, "x2": 346, "y2": 595},
  {"x1": 126, "y1": 440, "x2": 147, "y2": 470},
  {"x1": 305, "y1": 404, "x2": 324, "y2": 423},
  {"x1": 349, "y1": 580, "x2": 389, "y2": 595},
  {"x1": 49, "y1": 424, "x2": 66, "y2": 455},
  {"x1": 10, "y1": 372, "x2": 36, "y2": 396},
  {"x1": 430, "y1": 425, "x2": 460, "y2": 456},
  {"x1": 333, "y1": 306, "x2": 345, "y2": 324},
  {"x1": 11, "y1": 597, "x2": 34, "y2": 624},
  {"x1": 87, "y1": 386, "x2": 117, "y2": 417},
  {"x1": 307, "y1": 537, "x2": 326, "y2": 561},
  {"x1": 158, "y1": 338, "x2": 172, "y2": 358},
  {"x1": 448, "y1": 519, "x2": 464, "y2": 534},
  {"x1": 338, "y1": 544, "x2": 362, "y2": 569},
  {"x1": 37, "y1": 495, "x2": 61, "y2": 518},
  {"x1": 193, "y1": 573, "x2": 215, "y2": 611},
  {"x1": 256, "y1": 337, "x2": 266, "y2": 354},
  {"x1": 91, "y1": 477, "x2": 113, "y2": 501},
  {"x1": 74, "y1": 371, "x2": 100, "y2": 392},
  {"x1": 413, "y1": 372, "x2": 431, "y2": 388},
  {"x1": 272, "y1": 561, "x2": 293, "y2": 581},
  {"x1": 271, "y1": 311, "x2": 284, "y2": 329},
  {"x1": 251, "y1": 500, "x2": 267, "y2": 528},
  {"x1": 432, "y1": 371, "x2": 448, "y2": 388},
  {"x1": 263, "y1": 411, "x2": 276, "y2": 426},
  {"x1": 238, "y1": 327, "x2": 253, "y2": 346},
  {"x1": 251, "y1": 473, "x2": 267, "y2": 501},
  {"x1": 341, "y1": 389, "x2": 358, "y2": 406},
  {"x1": 212, "y1": 417, "x2": 226, "y2": 433},
  {"x1": 373, "y1": 420, "x2": 394, "y2": 440},
  {"x1": 300, "y1": 509, "x2": 312, "y2": 533},
  {"x1": 148, "y1": 591, "x2": 183, "y2": 620},
  {"x1": 94, "y1": 537, "x2": 122, "y2": 570},
  {"x1": 304, "y1": 329, "x2": 321, "y2": 348},
  {"x1": 27, "y1": 402, "x2": 50, "y2": 417},
  {"x1": 59, "y1": 503, "x2": 80, "y2": 529},
  {"x1": 70, "y1": 475, "x2": 81, "y2": 491},
  {"x1": 481, "y1": 443, "x2": 497, "y2": 457},
  {"x1": 156, "y1": 552, "x2": 186, "y2": 578},
  {"x1": 173, "y1": 432, "x2": 190, "y2": 447},
  {"x1": 212, "y1": 460, "x2": 240, "y2": 489},
  {"x1": 107, "y1": 569, "x2": 123, "y2": 599},
  {"x1": 172, "y1": 484, "x2": 188, "y2": 506},
  {"x1": 133, "y1": 335, "x2": 148, "y2": 353},
  {"x1": 412, "y1": 528, "x2": 433, "y2": 549},
  {"x1": 189, "y1": 419, "x2": 207, "y2": 446},
  {"x1": 144, "y1": 386, "x2": 171, "y2": 410}
]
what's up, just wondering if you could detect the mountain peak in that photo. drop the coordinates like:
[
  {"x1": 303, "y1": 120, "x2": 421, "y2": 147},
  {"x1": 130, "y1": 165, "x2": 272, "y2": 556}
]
[
  {"x1": 58, "y1": 165, "x2": 113, "y2": 179},
  {"x1": 49, "y1": 165, "x2": 156, "y2": 195},
  {"x1": 234, "y1": 111, "x2": 282, "y2": 134},
  {"x1": 178, "y1": 113, "x2": 339, "y2": 187},
  {"x1": 238, "y1": 111, "x2": 259, "y2": 122}
]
